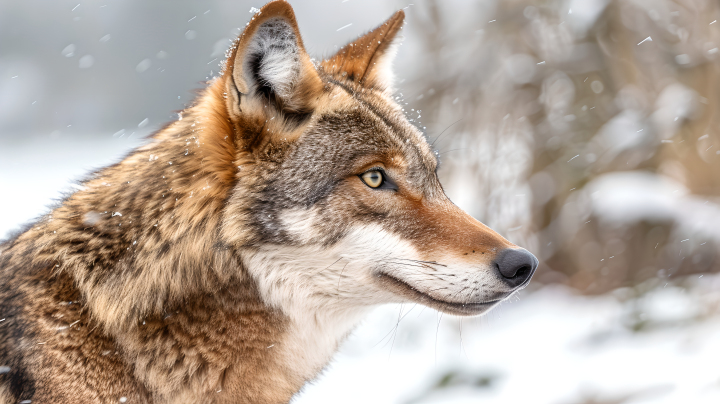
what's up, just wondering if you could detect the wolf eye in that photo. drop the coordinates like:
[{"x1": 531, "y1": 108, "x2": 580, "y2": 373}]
[
  {"x1": 361, "y1": 170, "x2": 384, "y2": 188},
  {"x1": 359, "y1": 169, "x2": 398, "y2": 191}
]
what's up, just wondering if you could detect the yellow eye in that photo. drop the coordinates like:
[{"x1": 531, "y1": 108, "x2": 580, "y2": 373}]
[{"x1": 361, "y1": 170, "x2": 383, "y2": 188}]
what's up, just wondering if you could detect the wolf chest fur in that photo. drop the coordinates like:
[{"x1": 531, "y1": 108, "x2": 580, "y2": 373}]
[{"x1": 0, "y1": 1, "x2": 538, "y2": 403}]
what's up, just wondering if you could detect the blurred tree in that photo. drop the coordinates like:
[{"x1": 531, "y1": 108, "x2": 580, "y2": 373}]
[{"x1": 402, "y1": 0, "x2": 720, "y2": 294}]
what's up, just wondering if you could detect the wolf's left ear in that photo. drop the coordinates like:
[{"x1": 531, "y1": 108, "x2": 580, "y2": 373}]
[
  {"x1": 321, "y1": 10, "x2": 405, "y2": 92},
  {"x1": 224, "y1": 1, "x2": 322, "y2": 120}
]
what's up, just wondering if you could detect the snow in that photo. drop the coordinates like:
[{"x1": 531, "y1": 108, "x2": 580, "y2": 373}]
[
  {"x1": 2, "y1": 1, "x2": 720, "y2": 401},
  {"x1": 136, "y1": 59, "x2": 152, "y2": 73},
  {"x1": 78, "y1": 55, "x2": 94, "y2": 69},
  {"x1": 2, "y1": 139, "x2": 718, "y2": 404},
  {"x1": 584, "y1": 171, "x2": 720, "y2": 244},
  {"x1": 651, "y1": 83, "x2": 698, "y2": 140},
  {"x1": 504, "y1": 53, "x2": 536, "y2": 85},
  {"x1": 61, "y1": 44, "x2": 75, "y2": 58},
  {"x1": 566, "y1": 0, "x2": 610, "y2": 38},
  {"x1": 294, "y1": 281, "x2": 720, "y2": 404}
]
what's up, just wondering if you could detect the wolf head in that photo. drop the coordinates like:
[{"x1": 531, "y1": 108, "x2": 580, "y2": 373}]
[{"x1": 212, "y1": 1, "x2": 538, "y2": 319}]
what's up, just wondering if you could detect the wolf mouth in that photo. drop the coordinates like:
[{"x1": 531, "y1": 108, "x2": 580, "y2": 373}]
[{"x1": 374, "y1": 272, "x2": 504, "y2": 316}]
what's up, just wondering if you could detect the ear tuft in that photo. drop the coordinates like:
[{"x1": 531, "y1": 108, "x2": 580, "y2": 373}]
[
  {"x1": 244, "y1": 19, "x2": 301, "y2": 100},
  {"x1": 224, "y1": 0, "x2": 322, "y2": 120}
]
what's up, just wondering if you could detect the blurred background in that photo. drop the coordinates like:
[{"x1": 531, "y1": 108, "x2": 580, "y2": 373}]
[{"x1": 2, "y1": 0, "x2": 720, "y2": 403}]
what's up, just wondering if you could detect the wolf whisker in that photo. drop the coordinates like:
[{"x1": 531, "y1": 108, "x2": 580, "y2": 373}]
[
  {"x1": 374, "y1": 303, "x2": 417, "y2": 350},
  {"x1": 460, "y1": 319, "x2": 468, "y2": 358},
  {"x1": 335, "y1": 262, "x2": 349, "y2": 299},
  {"x1": 382, "y1": 260, "x2": 433, "y2": 270},
  {"x1": 430, "y1": 118, "x2": 463, "y2": 147},
  {"x1": 379, "y1": 262, "x2": 460, "y2": 278},
  {"x1": 438, "y1": 147, "x2": 470, "y2": 156},
  {"x1": 395, "y1": 258, "x2": 448, "y2": 267},
  {"x1": 0, "y1": 1, "x2": 538, "y2": 400},
  {"x1": 388, "y1": 303, "x2": 403, "y2": 356},
  {"x1": 313, "y1": 257, "x2": 343, "y2": 276},
  {"x1": 435, "y1": 312, "x2": 443, "y2": 364},
  {"x1": 380, "y1": 259, "x2": 451, "y2": 273}
]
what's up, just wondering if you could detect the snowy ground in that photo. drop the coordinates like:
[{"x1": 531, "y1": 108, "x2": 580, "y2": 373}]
[
  {"x1": 294, "y1": 281, "x2": 720, "y2": 404},
  {"x1": 1, "y1": 136, "x2": 719, "y2": 404}
]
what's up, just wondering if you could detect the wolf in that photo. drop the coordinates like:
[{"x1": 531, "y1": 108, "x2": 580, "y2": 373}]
[{"x1": 0, "y1": 1, "x2": 538, "y2": 403}]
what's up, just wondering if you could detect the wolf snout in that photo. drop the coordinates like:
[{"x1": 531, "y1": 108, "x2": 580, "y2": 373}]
[{"x1": 493, "y1": 248, "x2": 538, "y2": 287}]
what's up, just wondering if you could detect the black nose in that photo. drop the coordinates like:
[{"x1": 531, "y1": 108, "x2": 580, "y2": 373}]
[{"x1": 494, "y1": 248, "x2": 538, "y2": 287}]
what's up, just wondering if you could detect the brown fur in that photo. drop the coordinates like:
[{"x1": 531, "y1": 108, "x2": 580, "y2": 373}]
[{"x1": 0, "y1": 1, "x2": 531, "y2": 402}]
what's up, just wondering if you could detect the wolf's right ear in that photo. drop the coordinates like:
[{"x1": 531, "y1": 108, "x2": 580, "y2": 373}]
[{"x1": 223, "y1": 1, "x2": 322, "y2": 123}]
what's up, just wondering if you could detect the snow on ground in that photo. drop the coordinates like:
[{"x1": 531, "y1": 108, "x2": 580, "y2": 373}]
[
  {"x1": 585, "y1": 171, "x2": 720, "y2": 245},
  {"x1": 295, "y1": 282, "x2": 720, "y2": 404},
  {"x1": 1, "y1": 137, "x2": 719, "y2": 404}
]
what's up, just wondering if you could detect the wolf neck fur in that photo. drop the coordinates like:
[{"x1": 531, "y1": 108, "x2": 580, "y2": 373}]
[{"x1": 6, "y1": 78, "x2": 365, "y2": 401}]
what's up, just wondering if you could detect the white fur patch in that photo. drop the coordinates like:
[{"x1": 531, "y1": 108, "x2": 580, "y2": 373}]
[
  {"x1": 241, "y1": 224, "x2": 415, "y2": 379},
  {"x1": 368, "y1": 35, "x2": 402, "y2": 92},
  {"x1": 243, "y1": 224, "x2": 416, "y2": 317},
  {"x1": 240, "y1": 220, "x2": 508, "y2": 380},
  {"x1": 243, "y1": 18, "x2": 300, "y2": 99},
  {"x1": 278, "y1": 207, "x2": 322, "y2": 245}
]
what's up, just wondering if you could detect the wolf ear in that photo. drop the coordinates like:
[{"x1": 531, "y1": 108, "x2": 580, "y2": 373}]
[
  {"x1": 321, "y1": 10, "x2": 405, "y2": 92},
  {"x1": 224, "y1": 1, "x2": 322, "y2": 122}
]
